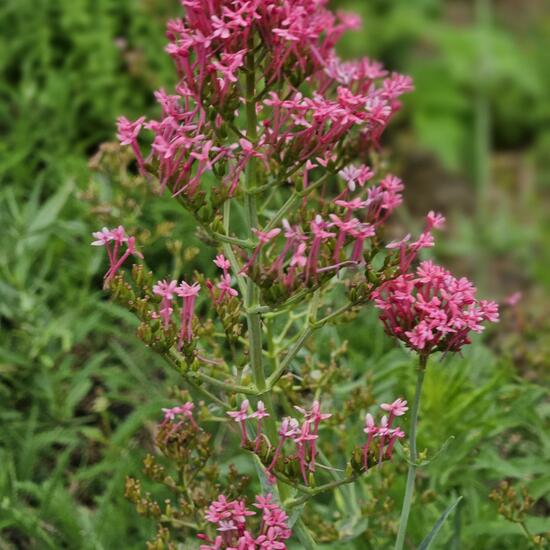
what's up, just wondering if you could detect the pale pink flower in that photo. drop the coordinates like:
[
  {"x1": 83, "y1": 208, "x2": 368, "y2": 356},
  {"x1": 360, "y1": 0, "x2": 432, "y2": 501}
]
[
  {"x1": 250, "y1": 400, "x2": 270, "y2": 452},
  {"x1": 153, "y1": 279, "x2": 179, "y2": 329},
  {"x1": 161, "y1": 401, "x2": 198, "y2": 429},
  {"x1": 425, "y1": 211, "x2": 446, "y2": 231},
  {"x1": 91, "y1": 226, "x2": 142, "y2": 283},
  {"x1": 242, "y1": 228, "x2": 282, "y2": 273},
  {"x1": 294, "y1": 400, "x2": 331, "y2": 472},
  {"x1": 217, "y1": 273, "x2": 238, "y2": 301},
  {"x1": 116, "y1": 116, "x2": 146, "y2": 174},
  {"x1": 175, "y1": 281, "x2": 200, "y2": 348},
  {"x1": 504, "y1": 291, "x2": 522, "y2": 307},
  {"x1": 214, "y1": 254, "x2": 231, "y2": 273},
  {"x1": 380, "y1": 398, "x2": 408, "y2": 425},
  {"x1": 305, "y1": 216, "x2": 334, "y2": 284},
  {"x1": 266, "y1": 417, "x2": 300, "y2": 476},
  {"x1": 362, "y1": 412, "x2": 378, "y2": 470},
  {"x1": 227, "y1": 400, "x2": 250, "y2": 446}
]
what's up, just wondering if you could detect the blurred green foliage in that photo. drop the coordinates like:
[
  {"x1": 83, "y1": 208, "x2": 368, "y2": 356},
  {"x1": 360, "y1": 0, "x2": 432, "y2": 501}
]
[{"x1": 0, "y1": 0, "x2": 548, "y2": 548}]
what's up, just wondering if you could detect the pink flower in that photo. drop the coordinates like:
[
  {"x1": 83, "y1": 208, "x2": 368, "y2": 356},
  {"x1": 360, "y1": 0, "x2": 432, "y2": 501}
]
[
  {"x1": 116, "y1": 116, "x2": 146, "y2": 174},
  {"x1": 380, "y1": 398, "x2": 408, "y2": 425},
  {"x1": 504, "y1": 291, "x2": 522, "y2": 307},
  {"x1": 216, "y1": 520, "x2": 237, "y2": 533},
  {"x1": 250, "y1": 400, "x2": 270, "y2": 451},
  {"x1": 161, "y1": 401, "x2": 198, "y2": 429},
  {"x1": 329, "y1": 214, "x2": 360, "y2": 261},
  {"x1": 153, "y1": 279, "x2": 179, "y2": 329},
  {"x1": 425, "y1": 211, "x2": 446, "y2": 231},
  {"x1": 361, "y1": 401, "x2": 407, "y2": 470},
  {"x1": 242, "y1": 228, "x2": 282, "y2": 273},
  {"x1": 91, "y1": 226, "x2": 142, "y2": 283},
  {"x1": 252, "y1": 228, "x2": 282, "y2": 244},
  {"x1": 305, "y1": 216, "x2": 334, "y2": 284},
  {"x1": 175, "y1": 281, "x2": 200, "y2": 348},
  {"x1": 211, "y1": 50, "x2": 246, "y2": 93},
  {"x1": 290, "y1": 242, "x2": 307, "y2": 268},
  {"x1": 217, "y1": 273, "x2": 238, "y2": 302},
  {"x1": 362, "y1": 413, "x2": 378, "y2": 470},
  {"x1": 214, "y1": 254, "x2": 231, "y2": 273},
  {"x1": 227, "y1": 400, "x2": 250, "y2": 446},
  {"x1": 91, "y1": 227, "x2": 116, "y2": 247},
  {"x1": 385, "y1": 427, "x2": 405, "y2": 460},
  {"x1": 294, "y1": 401, "x2": 331, "y2": 472},
  {"x1": 284, "y1": 242, "x2": 308, "y2": 287},
  {"x1": 349, "y1": 222, "x2": 375, "y2": 263},
  {"x1": 116, "y1": 116, "x2": 145, "y2": 146},
  {"x1": 153, "y1": 279, "x2": 178, "y2": 299},
  {"x1": 266, "y1": 417, "x2": 300, "y2": 476},
  {"x1": 293, "y1": 421, "x2": 318, "y2": 483},
  {"x1": 339, "y1": 164, "x2": 374, "y2": 191}
]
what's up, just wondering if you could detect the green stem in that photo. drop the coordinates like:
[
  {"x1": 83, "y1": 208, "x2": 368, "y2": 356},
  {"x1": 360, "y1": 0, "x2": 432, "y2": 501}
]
[
  {"x1": 169, "y1": 350, "x2": 258, "y2": 396},
  {"x1": 474, "y1": 0, "x2": 492, "y2": 288},
  {"x1": 243, "y1": 41, "x2": 318, "y2": 550},
  {"x1": 243, "y1": 44, "x2": 269, "y2": 411},
  {"x1": 263, "y1": 172, "x2": 329, "y2": 232},
  {"x1": 394, "y1": 355, "x2": 428, "y2": 550},
  {"x1": 221, "y1": 200, "x2": 247, "y2": 298},
  {"x1": 313, "y1": 301, "x2": 357, "y2": 327},
  {"x1": 285, "y1": 474, "x2": 359, "y2": 509},
  {"x1": 266, "y1": 291, "x2": 319, "y2": 389},
  {"x1": 211, "y1": 231, "x2": 254, "y2": 249},
  {"x1": 266, "y1": 326, "x2": 313, "y2": 389}
]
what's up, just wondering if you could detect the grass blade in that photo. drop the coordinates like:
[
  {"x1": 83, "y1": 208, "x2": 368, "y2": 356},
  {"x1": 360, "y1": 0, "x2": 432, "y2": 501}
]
[{"x1": 418, "y1": 496, "x2": 463, "y2": 550}]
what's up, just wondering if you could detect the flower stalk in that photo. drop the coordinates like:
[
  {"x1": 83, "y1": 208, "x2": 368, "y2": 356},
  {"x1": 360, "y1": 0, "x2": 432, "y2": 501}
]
[{"x1": 394, "y1": 354, "x2": 428, "y2": 550}]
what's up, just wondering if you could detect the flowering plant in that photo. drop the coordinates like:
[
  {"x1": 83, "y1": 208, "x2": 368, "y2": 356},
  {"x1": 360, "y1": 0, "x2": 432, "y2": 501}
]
[{"x1": 93, "y1": 1, "x2": 498, "y2": 548}]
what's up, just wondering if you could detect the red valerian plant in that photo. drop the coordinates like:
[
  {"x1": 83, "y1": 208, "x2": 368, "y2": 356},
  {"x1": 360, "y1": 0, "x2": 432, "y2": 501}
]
[{"x1": 93, "y1": 0, "x2": 498, "y2": 548}]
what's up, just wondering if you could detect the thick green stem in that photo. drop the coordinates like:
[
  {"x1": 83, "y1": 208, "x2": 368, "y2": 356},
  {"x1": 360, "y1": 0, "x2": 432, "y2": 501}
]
[
  {"x1": 243, "y1": 46, "x2": 272, "y2": 428},
  {"x1": 394, "y1": 355, "x2": 428, "y2": 550},
  {"x1": 242, "y1": 45, "x2": 318, "y2": 550}
]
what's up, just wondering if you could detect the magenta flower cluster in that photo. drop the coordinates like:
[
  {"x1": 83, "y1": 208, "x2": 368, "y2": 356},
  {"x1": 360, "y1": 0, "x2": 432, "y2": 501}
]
[
  {"x1": 115, "y1": 0, "x2": 413, "y2": 201},
  {"x1": 243, "y1": 170, "x2": 406, "y2": 287},
  {"x1": 372, "y1": 260, "x2": 500, "y2": 354},
  {"x1": 198, "y1": 493, "x2": 291, "y2": 550}
]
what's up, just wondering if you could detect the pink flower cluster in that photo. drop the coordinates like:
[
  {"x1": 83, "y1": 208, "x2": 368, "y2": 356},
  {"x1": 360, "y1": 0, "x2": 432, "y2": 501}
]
[
  {"x1": 372, "y1": 260, "x2": 499, "y2": 354},
  {"x1": 152, "y1": 278, "x2": 201, "y2": 349},
  {"x1": 362, "y1": 398, "x2": 407, "y2": 470},
  {"x1": 244, "y1": 169, "x2": 405, "y2": 284},
  {"x1": 227, "y1": 400, "x2": 269, "y2": 450},
  {"x1": 209, "y1": 255, "x2": 239, "y2": 302},
  {"x1": 116, "y1": 1, "x2": 412, "y2": 200},
  {"x1": 227, "y1": 400, "x2": 332, "y2": 484},
  {"x1": 262, "y1": 77, "x2": 409, "y2": 167},
  {"x1": 198, "y1": 493, "x2": 291, "y2": 549},
  {"x1": 91, "y1": 226, "x2": 143, "y2": 283},
  {"x1": 161, "y1": 401, "x2": 198, "y2": 430}
]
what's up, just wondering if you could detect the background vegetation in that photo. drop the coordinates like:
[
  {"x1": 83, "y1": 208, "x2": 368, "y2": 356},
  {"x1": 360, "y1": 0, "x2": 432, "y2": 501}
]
[{"x1": 0, "y1": 0, "x2": 548, "y2": 548}]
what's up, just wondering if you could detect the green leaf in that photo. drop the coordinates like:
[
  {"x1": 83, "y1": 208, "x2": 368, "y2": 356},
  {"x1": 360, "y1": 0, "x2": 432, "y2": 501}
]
[
  {"x1": 418, "y1": 496, "x2": 463, "y2": 550},
  {"x1": 28, "y1": 180, "x2": 73, "y2": 234}
]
